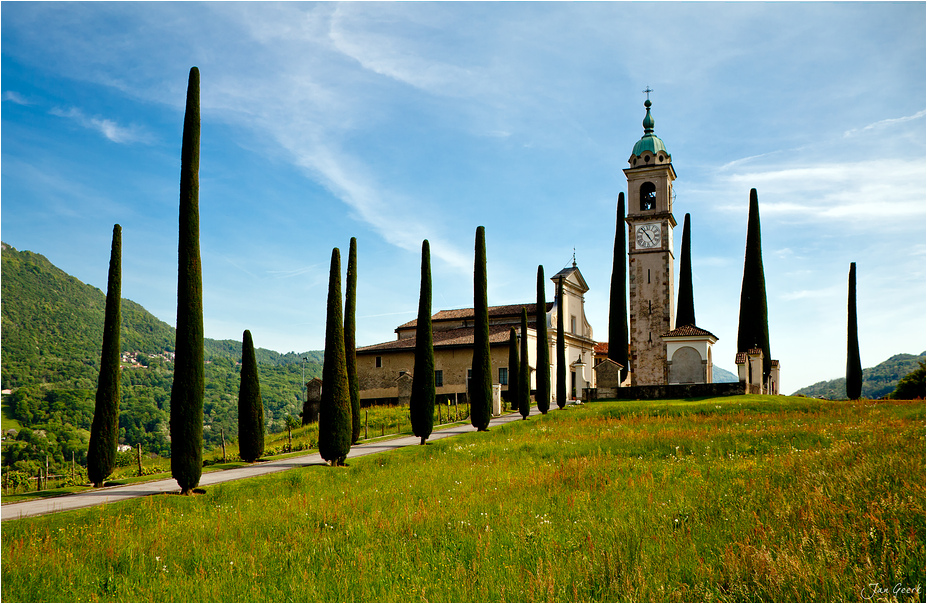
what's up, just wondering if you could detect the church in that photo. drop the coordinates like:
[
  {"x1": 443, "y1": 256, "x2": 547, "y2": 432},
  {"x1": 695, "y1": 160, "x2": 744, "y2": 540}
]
[
  {"x1": 352, "y1": 94, "x2": 780, "y2": 408},
  {"x1": 601, "y1": 93, "x2": 779, "y2": 397},
  {"x1": 355, "y1": 263, "x2": 596, "y2": 407}
]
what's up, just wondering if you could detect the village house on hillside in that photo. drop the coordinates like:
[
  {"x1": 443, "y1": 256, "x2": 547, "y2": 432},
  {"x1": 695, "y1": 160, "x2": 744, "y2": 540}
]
[{"x1": 355, "y1": 263, "x2": 597, "y2": 407}]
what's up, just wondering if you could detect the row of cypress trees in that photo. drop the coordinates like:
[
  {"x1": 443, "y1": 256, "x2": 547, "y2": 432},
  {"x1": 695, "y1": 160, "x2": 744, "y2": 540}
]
[{"x1": 88, "y1": 68, "x2": 269, "y2": 492}]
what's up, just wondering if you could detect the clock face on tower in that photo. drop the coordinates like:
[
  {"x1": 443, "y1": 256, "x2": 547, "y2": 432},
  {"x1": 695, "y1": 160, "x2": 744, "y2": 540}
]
[{"x1": 636, "y1": 223, "x2": 661, "y2": 249}]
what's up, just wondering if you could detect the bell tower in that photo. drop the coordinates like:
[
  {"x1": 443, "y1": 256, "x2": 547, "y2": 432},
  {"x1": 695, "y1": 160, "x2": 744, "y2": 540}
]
[{"x1": 623, "y1": 93, "x2": 677, "y2": 386}]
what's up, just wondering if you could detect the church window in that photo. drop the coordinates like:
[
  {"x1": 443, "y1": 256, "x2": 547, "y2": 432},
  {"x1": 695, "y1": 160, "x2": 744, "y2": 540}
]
[
  {"x1": 375, "y1": 356, "x2": 382, "y2": 368},
  {"x1": 435, "y1": 370, "x2": 444, "y2": 387},
  {"x1": 499, "y1": 368, "x2": 508, "y2": 386},
  {"x1": 571, "y1": 315, "x2": 577, "y2": 334},
  {"x1": 641, "y1": 182, "x2": 656, "y2": 211},
  {"x1": 647, "y1": 269, "x2": 651, "y2": 284}
]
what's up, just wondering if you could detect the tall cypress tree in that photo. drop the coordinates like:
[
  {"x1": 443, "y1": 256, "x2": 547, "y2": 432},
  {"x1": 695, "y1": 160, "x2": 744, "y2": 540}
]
[
  {"x1": 608, "y1": 192, "x2": 630, "y2": 383},
  {"x1": 319, "y1": 248, "x2": 353, "y2": 465},
  {"x1": 170, "y1": 67, "x2": 204, "y2": 495},
  {"x1": 846, "y1": 262, "x2": 863, "y2": 400},
  {"x1": 238, "y1": 329, "x2": 264, "y2": 462},
  {"x1": 535, "y1": 265, "x2": 551, "y2": 414},
  {"x1": 345, "y1": 237, "x2": 360, "y2": 444},
  {"x1": 556, "y1": 276, "x2": 567, "y2": 409},
  {"x1": 88, "y1": 224, "x2": 122, "y2": 488},
  {"x1": 519, "y1": 308, "x2": 531, "y2": 420},
  {"x1": 470, "y1": 226, "x2": 492, "y2": 431},
  {"x1": 410, "y1": 240, "x2": 435, "y2": 445},
  {"x1": 507, "y1": 327, "x2": 519, "y2": 411},
  {"x1": 736, "y1": 188, "x2": 771, "y2": 382},
  {"x1": 676, "y1": 213, "x2": 696, "y2": 328}
]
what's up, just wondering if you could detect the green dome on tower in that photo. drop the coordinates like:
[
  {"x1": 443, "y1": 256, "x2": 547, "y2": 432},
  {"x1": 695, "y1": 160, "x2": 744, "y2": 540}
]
[{"x1": 631, "y1": 99, "x2": 670, "y2": 160}]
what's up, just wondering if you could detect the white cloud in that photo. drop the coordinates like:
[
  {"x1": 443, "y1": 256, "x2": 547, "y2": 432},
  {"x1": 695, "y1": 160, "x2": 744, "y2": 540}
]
[
  {"x1": 2, "y1": 91, "x2": 30, "y2": 105},
  {"x1": 49, "y1": 107, "x2": 153, "y2": 144},
  {"x1": 327, "y1": 4, "x2": 481, "y2": 98},
  {"x1": 844, "y1": 110, "x2": 927, "y2": 137},
  {"x1": 714, "y1": 159, "x2": 926, "y2": 223}
]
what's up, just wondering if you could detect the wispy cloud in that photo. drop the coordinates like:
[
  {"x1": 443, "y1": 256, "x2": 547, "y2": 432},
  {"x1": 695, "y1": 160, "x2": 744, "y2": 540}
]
[
  {"x1": 2, "y1": 91, "x2": 30, "y2": 105},
  {"x1": 779, "y1": 285, "x2": 842, "y2": 302},
  {"x1": 49, "y1": 107, "x2": 152, "y2": 144},
  {"x1": 715, "y1": 159, "x2": 925, "y2": 223},
  {"x1": 844, "y1": 110, "x2": 927, "y2": 137}
]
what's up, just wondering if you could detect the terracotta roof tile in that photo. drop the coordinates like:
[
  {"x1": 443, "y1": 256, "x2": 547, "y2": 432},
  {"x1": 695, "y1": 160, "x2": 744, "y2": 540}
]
[
  {"x1": 357, "y1": 324, "x2": 517, "y2": 354},
  {"x1": 594, "y1": 342, "x2": 609, "y2": 354},
  {"x1": 397, "y1": 302, "x2": 553, "y2": 330},
  {"x1": 662, "y1": 324, "x2": 718, "y2": 339}
]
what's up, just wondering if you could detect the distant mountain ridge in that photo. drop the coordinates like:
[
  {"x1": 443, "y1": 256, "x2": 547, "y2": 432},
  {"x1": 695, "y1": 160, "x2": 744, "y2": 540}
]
[
  {"x1": 791, "y1": 352, "x2": 926, "y2": 399},
  {"x1": 1, "y1": 242, "x2": 322, "y2": 471},
  {"x1": 1, "y1": 242, "x2": 318, "y2": 391}
]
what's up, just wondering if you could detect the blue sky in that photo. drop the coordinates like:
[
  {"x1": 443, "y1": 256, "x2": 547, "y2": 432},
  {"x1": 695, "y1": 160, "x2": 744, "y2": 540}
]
[{"x1": 2, "y1": 2, "x2": 924, "y2": 394}]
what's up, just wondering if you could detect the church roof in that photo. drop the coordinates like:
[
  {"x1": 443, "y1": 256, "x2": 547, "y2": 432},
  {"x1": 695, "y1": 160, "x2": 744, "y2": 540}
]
[
  {"x1": 396, "y1": 302, "x2": 553, "y2": 330},
  {"x1": 357, "y1": 323, "x2": 518, "y2": 354},
  {"x1": 630, "y1": 99, "x2": 670, "y2": 160},
  {"x1": 551, "y1": 262, "x2": 589, "y2": 293},
  {"x1": 662, "y1": 324, "x2": 718, "y2": 340}
]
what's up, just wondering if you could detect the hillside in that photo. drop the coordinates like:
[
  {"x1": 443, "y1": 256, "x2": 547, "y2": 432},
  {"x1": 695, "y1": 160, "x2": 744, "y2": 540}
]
[
  {"x1": 791, "y1": 352, "x2": 926, "y2": 399},
  {"x1": 1, "y1": 242, "x2": 322, "y2": 476}
]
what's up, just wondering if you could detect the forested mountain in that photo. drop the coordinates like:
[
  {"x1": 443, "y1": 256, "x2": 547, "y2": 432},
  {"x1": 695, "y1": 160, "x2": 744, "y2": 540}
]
[
  {"x1": 791, "y1": 352, "x2": 926, "y2": 399},
  {"x1": 1, "y1": 242, "x2": 322, "y2": 477}
]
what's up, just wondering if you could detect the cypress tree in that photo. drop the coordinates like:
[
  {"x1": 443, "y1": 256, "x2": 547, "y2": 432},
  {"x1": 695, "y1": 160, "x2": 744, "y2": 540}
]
[
  {"x1": 170, "y1": 67, "x2": 204, "y2": 495},
  {"x1": 676, "y1": 213, "x2": 696, "y2": 327},
  {"x1": 519, "y1": 308, "x2": 530, "y2": 420},
  {"x1": 88, "y1": 224, "x2": 122, "y2": 488},
  {"x1": 556, "y1": 276, "x2": 567, "y2": 409},
  {"x1": 319, "y1": 248, "x2": 353, "y2": 465},
  {"x1": 410, "y1": 240, "x2": 435, "y2": 445},
  {"x1": 846, "y1": 262, "x2": 862, "y2": 400},
  {"x1": 470, "y1": 226, "x2": 492, "y2": 431},
  {"x1": 507, "y1": 327, "x2": 519, "y2": 411},
  {"x1": 608, "y1": 192, "x2": 630, "y2": 382},
  {"x1": 345, "y1": 237, "x2": 360, "y2": 444},
  {"x1": 535, "y1": 266, "x2": 551, "y2": 413},
  {"x1": 736, "y1": 188, "x2": 771, "y2": 382},
  {"x1": 238, "y1": 329, "x2": 264, "y2": 462}
]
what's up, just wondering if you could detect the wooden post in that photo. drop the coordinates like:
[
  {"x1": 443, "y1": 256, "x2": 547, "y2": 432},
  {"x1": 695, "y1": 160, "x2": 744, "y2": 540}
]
[
  {"x1": 46, "y1": 455, "x2": 49, "y2": 490},
  {"x1": 72, "y1": 451, "x2": 75, "y2": 481},
  {"x1": 438, "y1": 400, "x2": 442, "y2": 425},
  {"x1": 381, "y1": 423, "x2": 384, "y2": 437},
  {"x1": 454, "y1": 395, "x2": 459, "y2": 421},
  {"x1": 136, "y1": 443, "x2": 143, "y2": 476},
  {"x1": 220, "y1": 428, "x2": 227, "y2": 463},
  {"x1": 365, "y1": 410, "x2": 368, "y2": 440}
]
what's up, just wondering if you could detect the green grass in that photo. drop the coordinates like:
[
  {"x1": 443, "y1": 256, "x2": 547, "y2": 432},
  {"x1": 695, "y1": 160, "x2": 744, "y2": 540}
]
[
  {"x1": 1, "y1": 403, "x2": 467, "y2": 504},
  {"x1": 0, "y1": 396, "x2": 22, "y2": 431},
  {"x1": 2, "y1": 396, "x2": 924, "y2": 602}
]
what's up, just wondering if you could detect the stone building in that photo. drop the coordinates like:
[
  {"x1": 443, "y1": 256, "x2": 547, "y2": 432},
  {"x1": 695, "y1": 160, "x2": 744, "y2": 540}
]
[{"x1": 355, "y1": 263, "x2": 596, "y2": 407}]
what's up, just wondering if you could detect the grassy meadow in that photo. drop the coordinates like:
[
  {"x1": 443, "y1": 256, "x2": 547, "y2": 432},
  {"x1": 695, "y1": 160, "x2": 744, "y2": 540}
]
[{"x1": 2, "y1": 395, "x2": 924, "y2": 602}]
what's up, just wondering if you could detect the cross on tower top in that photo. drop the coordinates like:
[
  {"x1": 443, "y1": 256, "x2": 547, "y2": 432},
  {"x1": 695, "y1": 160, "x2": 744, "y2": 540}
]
[{"x1": 643, "y1": 86, "x2": 653, "y2": 101}]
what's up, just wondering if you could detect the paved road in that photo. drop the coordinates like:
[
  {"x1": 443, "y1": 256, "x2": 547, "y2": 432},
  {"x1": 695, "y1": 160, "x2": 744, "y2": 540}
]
[{"x1": 1, "y1": 407, "x2": 540, "y2": 522}]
